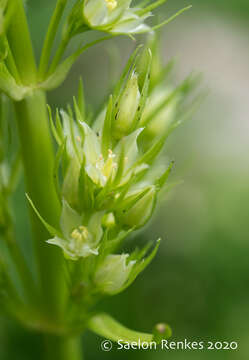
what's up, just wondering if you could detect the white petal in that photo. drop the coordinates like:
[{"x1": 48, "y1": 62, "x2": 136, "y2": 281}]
[{"x1": 60, "y1": 199, "x2": 82, "y2": 238}]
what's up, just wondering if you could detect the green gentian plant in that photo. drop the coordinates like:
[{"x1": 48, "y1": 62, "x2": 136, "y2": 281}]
[{"x1": 0, "y1": 0, "x2": 198, "y2": 359}]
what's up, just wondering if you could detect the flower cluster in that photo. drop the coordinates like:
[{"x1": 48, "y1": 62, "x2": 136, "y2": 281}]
[{"x1": 30, "y1": 46, "x2": 196, "y2": 300}]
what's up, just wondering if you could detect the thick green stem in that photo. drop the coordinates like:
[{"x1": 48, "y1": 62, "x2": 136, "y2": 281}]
[
  {"x1": 6, "y1": 3, "x2": 83, "y2": 359},
  {"x1": 44, "y1": 335, "x2": 83, "y2": 360},
  {"x1": 7, "y1": 0, "x2": 66, "y2": 320},
  {"x1": 14, "y1": 90, "x2": 66, "y2": 319},
  {"x1": 5, "y1": 225, "x2": 37, "y2": 304}
]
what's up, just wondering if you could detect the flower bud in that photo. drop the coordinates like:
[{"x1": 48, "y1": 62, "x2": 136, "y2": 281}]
[
  {"x1": 140, "y1": 87, "x2": 178, "y2": 147},
  {"x1": 102, "y1": 212, "x2": 115, "y2": 228},
  {"x1": 112, "y1": 73, "x2": 140, "y2": 140},
  {"x1": 121, "y1": 186, "x2": 156, "y2": 228},
  {"x1": 94, "y1": 254, "x2": 135, "y2": 294}
]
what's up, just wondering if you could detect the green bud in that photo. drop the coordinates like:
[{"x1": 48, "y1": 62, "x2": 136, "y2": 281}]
[
  {"x1": 121, "y1": 186, "x2": 156, "y2": 228},
  {"x1": 113, "y1": 73, "x2": 140, "y2": 140},
  {"x1": 102, "y1": 212, "x2": 115, "y2": 228},
  {"x1": 94, "y1": 254, "x2": 135, "y2": 294}
]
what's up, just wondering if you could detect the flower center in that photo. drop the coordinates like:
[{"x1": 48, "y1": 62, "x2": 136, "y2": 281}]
[
  {"x1": 70, "y1": 226, "x2": 89, "y2": 251},
  {"x1": 105, "y1": 0, "x2": 117, "y2": 11},
  {"x1": 96, "y1": 149, "x2": 117, "y2": 184}
]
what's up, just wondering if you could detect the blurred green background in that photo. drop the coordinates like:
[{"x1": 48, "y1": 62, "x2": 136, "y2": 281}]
[{"x1": 1, "y1": 0, "x2": 249, "y2": 359}]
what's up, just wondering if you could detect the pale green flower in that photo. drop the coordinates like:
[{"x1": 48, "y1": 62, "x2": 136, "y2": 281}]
[
  {"x1": 82, "y1": 0, "x2": 151, "y2": 35},
  {"x1": 64, "y1": 0, "x2": 185, "y2": 39},
  {"x1": 47, "y1": 200, "x2": 103, "y2": 260},
  {"x1": 77, "y1": 119, "x2": 145, "y2": 189},
  {"x1": 94, "y1": 254, "x2": 135, "y2": 294}
]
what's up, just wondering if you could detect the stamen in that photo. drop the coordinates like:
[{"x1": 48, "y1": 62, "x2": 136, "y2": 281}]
[
  {"x1": 71, "y1": 226, "x2": 89, "y2": 243},
  {"x1": 105, "y1": 0, "x2": 117, "y2": 11}
]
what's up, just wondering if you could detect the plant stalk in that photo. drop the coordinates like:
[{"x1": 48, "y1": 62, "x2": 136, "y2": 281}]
[
  {"x1": 14, "y1": 90, "x2": 66, "y2": 319},
  {"x1": 6, "y1": 2, "x2": 82, "y2": 359},
  {"x1": 44, "y1": 335, "x2": 83, "y2": 360}
]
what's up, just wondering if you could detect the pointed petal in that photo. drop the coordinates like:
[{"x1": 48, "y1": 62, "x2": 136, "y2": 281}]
[
  {"x1": 60, "y1": 199, "x2": 82, "y2": 238},
  {"x1": 83, "y1": 0, "x2": 108, "y2": 26}
]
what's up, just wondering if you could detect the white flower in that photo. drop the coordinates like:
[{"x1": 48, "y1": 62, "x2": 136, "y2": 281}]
[
  {"x1": 82, "y1": 0, "x2": 151, "y2": 35},
  {"x1": 80, "y1": 120, "x2": 145, "y2": 188},
  {"x1": 47, "y1": 200, "x2": 103, "y2": 260}
]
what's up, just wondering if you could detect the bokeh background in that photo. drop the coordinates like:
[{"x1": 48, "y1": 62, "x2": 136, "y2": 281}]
[{"x1": 1, "y1": 0, "x2": 249, "y2": 359}]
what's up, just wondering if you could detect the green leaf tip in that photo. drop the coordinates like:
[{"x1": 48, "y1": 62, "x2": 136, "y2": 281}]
[
  {"x1": 88, "y1": 313, "x2": 172, "y2": 344},
  {"x1": 88, "y1": 312, "x2": 153, "y2": 343},
  {"x1": 25, "y1": 193, "x2": 61, "y2": 237}
]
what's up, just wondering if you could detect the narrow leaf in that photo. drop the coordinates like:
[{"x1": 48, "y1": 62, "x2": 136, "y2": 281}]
[{"x1": 88, "y1": 313, "x2": 153, "y2": 343}]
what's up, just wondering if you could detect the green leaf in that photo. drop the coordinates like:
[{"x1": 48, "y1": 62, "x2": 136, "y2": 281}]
[
  {"x1": 101, "y1": 95, "x2": 112, "y2": 158},
  {"x1": 40, "y1": 55, "x2": 75, "y2": 90},
  {"x1": 131, "y1": 48, "x2": 152, "y2": 131},
  {"x1": 88, "y1": 313, "x2": 153, "y2": 343},
  {"x1": 119, "y1": 239, "x2": 161, "y2": 293},
  {"x1": 53, "y1": 141, "x2": 66, "y2": 204},
  {"x1": 134, "y1": 133, "x2": 167, "y2": 167},
  {"x1": 155, "y1": 160, "x2": 174, "y2": 190},
  {"x1": 77, "y1": 77, "x2": 86, "y2": 120},
  {"x1": 0, "y1": 62, "x2": 28, "y2": 100},
  {"x1": 26, "y1": 194, "x2": 61, "y2": 237},
  {"x1": 152, "y1": 5, "x2": 192, "y2": 31},
  {"x1": 47, "y1": 105, "x2": 62, "y2": 145},
  {"x1": 0, "y1": 36, "x2": 8, "y2": 61},
  {"x1": 41, "y1": 36, "x2": 113, "y2": 90},
  {"x1": 137, "y1": 0, "x2": 169, "y2": 17},
  {"x1": 112, "y1": 45, "x2": 143, "y2": 102}
]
